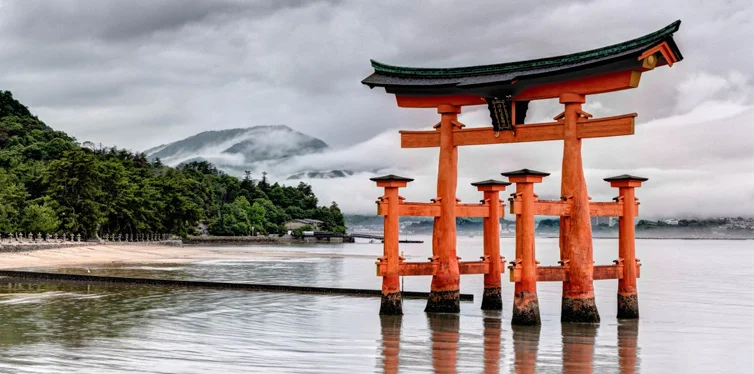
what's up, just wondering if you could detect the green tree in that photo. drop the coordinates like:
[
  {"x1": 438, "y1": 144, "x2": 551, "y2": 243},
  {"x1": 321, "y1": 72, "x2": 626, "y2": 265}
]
[{"x1": 20, "y1": 202, "x2": 60, "y2": 233}]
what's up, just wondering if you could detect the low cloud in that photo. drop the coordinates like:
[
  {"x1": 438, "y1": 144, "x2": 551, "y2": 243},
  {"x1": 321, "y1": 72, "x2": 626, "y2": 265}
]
[{"x1": 0, "y1": 1, "x2": 751, "y2": 218}]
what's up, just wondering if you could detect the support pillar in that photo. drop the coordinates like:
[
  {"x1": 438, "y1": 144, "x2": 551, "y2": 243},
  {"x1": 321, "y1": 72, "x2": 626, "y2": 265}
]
[
  {"x1": 558, "y1": 93, "x2": 600, "y2": 323},
  {"x1": 504, "y1": 169, "x2": 548, "y2": 325},
  {"x1": 371, "y1": 174, "x2": 414, "y2": 315},
  {"x1": 605, "y1": 174, "x2": 647, "y2": 319},
  {"x1": 472, "y1": 179, "x2": 511, "y2": 310},
  {"x1": 426, "y1": 104, "x2": 462, "y2": 313}
]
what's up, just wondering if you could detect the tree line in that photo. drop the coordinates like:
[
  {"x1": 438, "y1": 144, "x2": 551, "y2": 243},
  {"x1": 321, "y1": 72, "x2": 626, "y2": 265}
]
[{"x1": 0, "y1": 90, "x2": 345, "y2": 238}]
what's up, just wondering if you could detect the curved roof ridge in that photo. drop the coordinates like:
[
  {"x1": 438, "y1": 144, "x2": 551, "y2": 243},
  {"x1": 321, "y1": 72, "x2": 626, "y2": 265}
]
[{"x1": 370, "y1": 20, "x2": 681, "y2": 78}]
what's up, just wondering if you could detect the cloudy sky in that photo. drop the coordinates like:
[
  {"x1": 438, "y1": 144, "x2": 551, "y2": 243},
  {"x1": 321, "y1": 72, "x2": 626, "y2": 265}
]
[{"x1": 0, "y1": 0, "x2": 752, "y2": 217}]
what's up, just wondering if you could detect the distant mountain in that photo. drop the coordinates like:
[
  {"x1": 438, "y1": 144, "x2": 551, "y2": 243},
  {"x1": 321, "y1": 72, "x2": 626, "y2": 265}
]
[
  {"x1": 145, "y1": 125, "x2": 329, "y2": 171},
  {"x1": 287, "y1": 169, "x2": 354, "y2": 180}
]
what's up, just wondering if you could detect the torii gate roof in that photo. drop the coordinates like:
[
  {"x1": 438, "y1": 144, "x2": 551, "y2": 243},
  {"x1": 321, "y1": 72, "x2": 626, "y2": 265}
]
[{"x1": 361, "y1": 21, "x2": 682, "y2": 100}]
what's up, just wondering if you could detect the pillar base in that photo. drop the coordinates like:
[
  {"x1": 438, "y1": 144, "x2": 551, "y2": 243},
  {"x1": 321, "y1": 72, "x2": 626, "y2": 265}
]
[
  {"x1": 425, "y1": 290, "x2": 460, "y2": 313},
  {"x1": 512, "y1": 292, "x2": 541, "y2": 326},
  {"x1": 617, "y1": 293, "x2": 639, "y2": 319},
  {"x1": 380, "y1": 292, "x2": 403, "y2": 315},
  {"x1": 481, "y1": 287, "x2": 502, "y2": 310},
  {"x1": 561, "y1": 296, "x2": 600, "y2": 323}
]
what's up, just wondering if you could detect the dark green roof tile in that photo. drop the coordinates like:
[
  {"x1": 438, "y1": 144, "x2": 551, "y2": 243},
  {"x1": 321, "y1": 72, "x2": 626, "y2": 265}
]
[
  {"x1": 471, "y1": 179, "x2": 511, "y2": 186},
  {"x1": 361, "y1": 21, "x2": 682, "y2": 98},
  {"x1": 603, "y1": 174, "x2": 649, "y2": 182},
  {"x1": 501, "y1": 169, "x2": 551, "y2": 177},
  {"x1": 370, "y1": 174, "x2": 414, "y2": 182}
]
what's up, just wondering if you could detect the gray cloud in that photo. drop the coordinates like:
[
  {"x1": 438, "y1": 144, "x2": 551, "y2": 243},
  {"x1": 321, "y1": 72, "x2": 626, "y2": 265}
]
[{"x1": 0, "y1": 0, "x2": 752, "y2": 217}]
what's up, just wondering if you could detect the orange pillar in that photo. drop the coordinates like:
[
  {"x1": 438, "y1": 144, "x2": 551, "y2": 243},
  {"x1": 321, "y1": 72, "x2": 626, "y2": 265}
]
[
  {"x1": 372, "y1": 174, "x2": 413, "y2": 315},
  {"x1": 472, "y1": 179, "x2": 510, "y2": 310},
  {"x1": 559, "y1": 93, "x2": 599, "y2": 323},
  {"x1": 605, "y1": 174, "x2": 646, "y2": 319},
  {"x1": 504, "y1": 169, "x2": 548, "y2": 325},
  {"x1": 426, "y1": 104, "x2": 461, "y2": 313}
]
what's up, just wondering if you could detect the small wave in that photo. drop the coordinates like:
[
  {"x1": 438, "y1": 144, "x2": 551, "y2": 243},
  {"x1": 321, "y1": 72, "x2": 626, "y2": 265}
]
[
  {"x1": 0, "y1": 291, "x2": 106, "y2": 304},
  {"x1": 120, "y1": 266, "x2": 185, "y2": 271}
]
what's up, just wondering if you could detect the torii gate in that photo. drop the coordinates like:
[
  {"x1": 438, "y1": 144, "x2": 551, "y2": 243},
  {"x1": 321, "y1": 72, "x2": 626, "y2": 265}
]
[{"x1": 363, "y1": 21, "x2": 683, "y2": 323}]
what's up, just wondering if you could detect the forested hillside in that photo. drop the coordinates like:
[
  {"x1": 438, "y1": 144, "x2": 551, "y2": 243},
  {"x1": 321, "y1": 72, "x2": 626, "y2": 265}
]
[{"x1": 0, "y1": 91, "x2": 345, "y2": 238}]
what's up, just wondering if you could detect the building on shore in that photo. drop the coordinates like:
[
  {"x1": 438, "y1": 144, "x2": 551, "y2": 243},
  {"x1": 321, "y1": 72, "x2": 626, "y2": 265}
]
[
  {"x1": 591, "y1": 216, "x2": 616, "y2": 228},
  {"x1": 284, "y1": 219, "x2": 323, "y2": 231}
]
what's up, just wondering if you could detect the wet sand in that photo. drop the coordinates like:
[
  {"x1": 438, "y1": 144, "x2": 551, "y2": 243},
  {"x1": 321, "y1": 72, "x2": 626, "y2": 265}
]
[{"x1": 0, "y1": 244, "x2": 374, "y2": 269}]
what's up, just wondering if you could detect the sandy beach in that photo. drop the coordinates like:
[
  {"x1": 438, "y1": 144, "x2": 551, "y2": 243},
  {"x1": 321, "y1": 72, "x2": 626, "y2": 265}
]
[{"x1": 0, "y1": 244, "x2": 374, "y2": 269}]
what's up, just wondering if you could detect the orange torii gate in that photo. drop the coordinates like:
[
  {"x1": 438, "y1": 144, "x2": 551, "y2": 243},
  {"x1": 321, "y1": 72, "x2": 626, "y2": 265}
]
[{"x1": 362, "y1": 21, "x2": 683, "y2": 322}]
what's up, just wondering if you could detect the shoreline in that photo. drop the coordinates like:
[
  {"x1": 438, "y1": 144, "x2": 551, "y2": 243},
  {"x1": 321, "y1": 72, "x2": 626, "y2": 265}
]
[{"x1": 0, "y1": 244, "x2": 375, "y2": 270}]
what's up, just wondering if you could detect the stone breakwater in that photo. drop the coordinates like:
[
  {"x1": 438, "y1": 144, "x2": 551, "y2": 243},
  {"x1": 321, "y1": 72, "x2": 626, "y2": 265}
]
[
  {"x1": 0, "y1": 270, "x2": 476, "y2": 301},
  {"x1": 0, "y1": 240, "x2": 183, "y2": 253}
]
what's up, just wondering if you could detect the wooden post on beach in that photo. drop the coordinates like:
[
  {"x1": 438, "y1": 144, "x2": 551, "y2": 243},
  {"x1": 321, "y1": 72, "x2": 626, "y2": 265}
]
[
  {"x1": 372, "y1": 175, "x2": 414, "y2": 315},
  {"x1": 504, "y1": 169, "x2": 549, "y2": 325},
  {"x1": 472, "y1": 179, "x2": 510, "y2": 310},
  {"x1": 558, "y1": 93, "x2": 600, "y2": 323},
  {"x1": 426, "y1": 104, "x2": 462, "y2": 313},
  {"x1": 605, "y1": 175, "x2": 647, "y2": 319}
]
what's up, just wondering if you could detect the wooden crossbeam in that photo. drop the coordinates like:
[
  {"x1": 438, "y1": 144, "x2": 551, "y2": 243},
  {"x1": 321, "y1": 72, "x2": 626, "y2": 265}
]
[
  {"x1": 459, "y1": 260, "x2": 490, "y2": 275},
  {"x1": 376, "y1": 260, "x2": 502, "y2": 276},
  {"x1": 376, "y1": 261, "x2": 438, "y2": 276},
  {"x1": 510, "y1": 200, "x2": 570, "y2": 216},
  {"x1": 376, "y1": 201, "x2": 504, "y2": 218},
  {"x1": 512, "y1": 70, "x2": 642, "y2": 101},
  {"x1": 400, "y1": 114, "x2": 636, "y2": 148},
  {"x1": 509, "y1": 200, "x2": 639, "y2": 217},
  {"x1": 509, "y1": 263, "x2": 640, "y2": 282}
]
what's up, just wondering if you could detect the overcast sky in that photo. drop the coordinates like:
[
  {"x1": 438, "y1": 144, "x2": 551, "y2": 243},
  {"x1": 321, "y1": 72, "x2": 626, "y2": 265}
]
[{"x1": 0, "y1": 0, "x2": 752, "y2": 217}]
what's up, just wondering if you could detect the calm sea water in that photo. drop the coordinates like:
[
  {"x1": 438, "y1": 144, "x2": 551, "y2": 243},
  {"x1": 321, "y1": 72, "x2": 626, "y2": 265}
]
[{"x1": 0, "y1": 237, "x2": 753, "y2": 373}]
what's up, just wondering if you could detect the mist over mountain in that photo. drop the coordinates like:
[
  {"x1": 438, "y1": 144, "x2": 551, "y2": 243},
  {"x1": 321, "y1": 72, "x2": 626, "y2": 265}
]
[
  {"x1": 145, "y1": 125, "x2": 330, "y2": 173},
  {"x1": 286, "y1": 170, "x2": 355, "y2": 180}
]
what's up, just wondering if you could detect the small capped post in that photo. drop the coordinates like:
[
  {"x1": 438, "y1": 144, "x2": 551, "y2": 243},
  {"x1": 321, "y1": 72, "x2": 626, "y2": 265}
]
[
  {"x1": 502, "y1": 169, "x2": 550, "y2": 326},
  {"x1": 604, "y1": 174, "x2": 647, "y2": 319},
  {"x1": 471, "y1": 179, "x2": 511, "y2": 310},
  {"x1": 371, "y1": 174, "x2": 414, "y2": 315}
]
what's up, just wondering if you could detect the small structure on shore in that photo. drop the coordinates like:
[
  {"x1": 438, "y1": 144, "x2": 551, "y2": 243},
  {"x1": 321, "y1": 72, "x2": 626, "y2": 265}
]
[
  {"x1": 362, "y1": 21, "x2": 683, "y2": 322},
  {"x1": 284, "y1": 219, "x2": 324, "y2": 231}
]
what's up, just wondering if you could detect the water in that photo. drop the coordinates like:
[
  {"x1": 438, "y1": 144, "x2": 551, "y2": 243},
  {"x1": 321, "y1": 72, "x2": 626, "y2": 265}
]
[{"x1": 0, "y1": 237, "x2": 753, "y2": 373}]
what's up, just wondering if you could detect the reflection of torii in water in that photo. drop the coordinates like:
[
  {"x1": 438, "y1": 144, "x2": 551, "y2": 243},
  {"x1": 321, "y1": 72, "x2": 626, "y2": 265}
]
[
  {"x1": 365, "y1": 21, "x2": 684, "y2": 322},
  {"x1": 377, "y1": 314, "x2": 639, "y2": 373}
]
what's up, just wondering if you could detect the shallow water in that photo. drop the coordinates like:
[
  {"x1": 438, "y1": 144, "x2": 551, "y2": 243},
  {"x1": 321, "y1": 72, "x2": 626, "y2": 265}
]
[{"x1": 0, "y1": 237, "x2": 753, "y2": 373}]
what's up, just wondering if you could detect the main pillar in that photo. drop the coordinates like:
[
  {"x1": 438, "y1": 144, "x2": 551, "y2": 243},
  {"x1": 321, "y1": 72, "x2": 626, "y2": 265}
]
[
  {"x1": 472, "y1": 179, "x2": 510, "y2": 310},
  {"x1": 558, "y1": 93, "x2": 600, "y2": 323},
  {"x1": 371, "y1": 174, "x2": 414, "y2": 315},
  {"x1": 426, "y1": 104, "x2": 462, "y2": 313},
  {"x1": 504, "y1": 169, "x2": 548, "y2": 325},
  {"x1": 606, "y1": 174, "x2": 647, "y2": 319}
]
